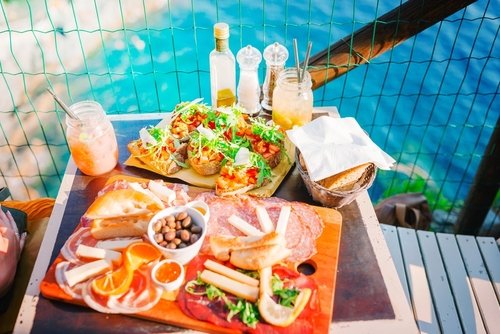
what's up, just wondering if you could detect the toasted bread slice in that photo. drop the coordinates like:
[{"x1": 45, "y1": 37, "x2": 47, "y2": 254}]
[
  {"x1": 264, "y1": 151, "x2": 281, "y2": 169},
  {"x1": 318, "y1": 163, "x2": 373, "y2": 191},
  {"x1": 84, "y1": 189, "x2": 164, "y2": 220},
  {"x1": 91, "y1": 215, "x2": 152, "y2": 240},
  {"x1": 210, "y1": 232, "x2": 283, "y2": 261},
  {"x1": 189, "y1": 158, "x2": 222, "y2": 176},
  {"x1": 128, "y1": 141, "x2": 187, "y2": 175},
  {"x1": 230, "y1": 243, "x2": 291, "y2": 270}
]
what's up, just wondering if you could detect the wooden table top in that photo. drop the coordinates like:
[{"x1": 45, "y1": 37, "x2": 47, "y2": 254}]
[{"x1": 14, "y1": 113, "x2": 417, "y2": 334}]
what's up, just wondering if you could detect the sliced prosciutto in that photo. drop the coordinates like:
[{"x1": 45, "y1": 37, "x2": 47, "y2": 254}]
[
  {"x1": 55, "y1": 261, "x2": 87, "y2": 300},
  {"x1": 83, "y1": 264, "x2": 162, "y2": 314},
  {"x1": 60, "y1": 227, "x2": 98, "y2": 264}
]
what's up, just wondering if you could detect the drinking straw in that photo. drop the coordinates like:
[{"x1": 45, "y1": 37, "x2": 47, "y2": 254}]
[
  {"x1": 46, "y1": 88, "x2": 79, "y2": 120},
  {"x1": 293, "y1": 38, "x2": 301, "y2": 83},
  {"x1": 301, "y1": 41, "x2": 312, "y2": 83}
]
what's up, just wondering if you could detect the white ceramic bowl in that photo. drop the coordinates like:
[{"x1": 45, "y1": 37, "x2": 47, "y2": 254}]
[
  {"x1": 185, "y1": 200, "x2": 210, "y2": 222},
  {"x1": 147, "y1": 206, "x2": 207, "y2": 265},
  {"x1": 151, "y1": 259, "x2": 185, "y2": 292}
]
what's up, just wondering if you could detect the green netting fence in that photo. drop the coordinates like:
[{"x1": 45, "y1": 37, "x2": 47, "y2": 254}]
[{"x1": 0, "y1": 0, "x2": 498, "y2": 234}]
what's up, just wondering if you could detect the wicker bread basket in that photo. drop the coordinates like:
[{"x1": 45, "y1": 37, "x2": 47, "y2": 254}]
[{"x1": 297, "y1": 150, "x2": 376, "y2": 208}]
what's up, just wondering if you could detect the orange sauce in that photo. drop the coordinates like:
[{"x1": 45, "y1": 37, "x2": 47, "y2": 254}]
[
  {"x1": 195, "y1": 207, "x2": 206, "y2": 215},
  {"x1": 155, "y1": 261, "x2": 182, "y2": 283}
]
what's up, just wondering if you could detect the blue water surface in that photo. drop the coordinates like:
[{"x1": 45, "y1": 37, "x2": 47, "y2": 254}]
[{"x1": 72, "y1": 0, "x2": 499, "y2": 209}]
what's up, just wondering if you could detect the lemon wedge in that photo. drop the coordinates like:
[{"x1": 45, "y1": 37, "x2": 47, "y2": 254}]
[{"x1": 258, "y1": 288, "x2": 312, "y2": 327}]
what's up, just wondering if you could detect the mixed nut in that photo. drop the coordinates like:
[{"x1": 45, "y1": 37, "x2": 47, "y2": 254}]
[{"x1": 152, "y1": 210, "x2": 203, "y2": 249}]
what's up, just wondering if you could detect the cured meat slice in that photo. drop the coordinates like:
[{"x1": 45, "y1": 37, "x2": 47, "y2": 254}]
[
  {"x1": 60, "y1": 227, "x2": 98, "y2": 264},
  {"x1": 194, "y1": 193, "x2": 324, "y2": 264},
  {"x1": 55, "y1": 261, "x2": 86, "y2": 300},
  {"x1": 178, "y1": 255, "x2": 318, "y2": 333},
  {"x1": 83, "y1": 264, "x2": 162, "y2": 314}
]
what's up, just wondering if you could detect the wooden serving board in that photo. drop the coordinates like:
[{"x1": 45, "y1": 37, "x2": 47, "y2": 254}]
[{"x1": 40, "y1": 176, "x2": 342, "y2": 334}]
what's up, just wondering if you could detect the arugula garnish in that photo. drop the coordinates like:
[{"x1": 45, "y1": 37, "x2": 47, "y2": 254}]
[
  {"x1": 185, "y1": 272, "x2": 260, "y2": 328},
  {"x1": 250, "y1": 152, "x2": 273, "y2": 186},
  {"x1": 271, "y1": 274, "x2": 300, "y2": 307},
  {"x1": 226, "y1": 299, "x2": 260, "y2": 328},
  {"x1": 251, "y1": 117, "x2": 285, "y2": 145},
  {"x1": 172, "y1": 101, "x2": 211, "y2": 122}
]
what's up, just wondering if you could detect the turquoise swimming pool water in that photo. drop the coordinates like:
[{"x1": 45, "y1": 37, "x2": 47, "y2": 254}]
[{"x1": 72, "y1": 0, "x2": 499, "y2": 211}]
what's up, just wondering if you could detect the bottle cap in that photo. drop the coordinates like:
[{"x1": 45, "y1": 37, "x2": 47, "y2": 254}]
[
  {"x1": 263, "y1": 42, "x2": 288, "y2": 65},
  {"x1": 236, "y1": 45, "x2": 262, "y2": 70},
  {"x1": 214, "y1": 22, "x2": 229, "y2": 39}
]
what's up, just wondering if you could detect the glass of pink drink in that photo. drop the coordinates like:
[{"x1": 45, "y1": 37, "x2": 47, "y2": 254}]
[{"x1": 65, "y1": 101, "x2": 118, "y2": 176}]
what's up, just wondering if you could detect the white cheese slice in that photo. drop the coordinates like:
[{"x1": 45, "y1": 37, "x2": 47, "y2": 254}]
[
  {"x1": 228, "y1": 214, "x2": 264, "y2": 236},
  {"x1": 275, "y1": 206, "x2": 291, "y2": 235},
  {"x1": 200, "y1": 269, "x2": 259, "y2": 302},
  {"x1": 196, "y1": 125, "x2": 216, "y2": 140},
  {"x1": 255, "y1": 206, "x2": 274, "y2": 233},
  {"x1": 139, "y1": 128, "x2": 157, "y2": 148},
  {"x1": 204, "y1": 259, "x2": 259, "y2": 287},
  {"x1": 95, "y1": 238, "x2": 141, "y2": 251},
  {"x1": 148, "y1": 180, "x2": 176, "y2": 205},
  {"x1": 76, "y1": 244, "x2": 122, "y2": 264},
  {"x1": 128, "y1": 182, "x2": 164, "y2": 208},
  {"x1": 64, "y1": 259, "x2": 111, "y2": 287},
  {"x1": 234, "y1": 147, "x2": 250, "y2": 166}
]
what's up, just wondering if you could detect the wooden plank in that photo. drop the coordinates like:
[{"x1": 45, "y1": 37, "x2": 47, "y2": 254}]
[
  {"x1": 381, "y1": 224, "x2": 411, "y2": 304},
  {"x1": 437, "y1": 233, "x2": 486, "y2": 334},
  {"x1": 417, "y1": 231, "x2": 462, "y2": 333},
  {"x1": 398, "y1": 227, "x2": 440, "y2": 334},
  {"x1": 456, "y1": 235, "x2": 500, "y2": 334},
  {"x1": 476, "y1": 236, "x2": 500, "y2": 300}
]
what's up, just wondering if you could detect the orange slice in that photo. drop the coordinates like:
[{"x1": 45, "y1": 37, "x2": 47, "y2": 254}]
[
  {"x1": 90, "y1": 242, "x2": 161, "y2": 297},
  {"x1": 258, "y1": 288, "x2": 312, "y2": 327},
  {"x1": 124, "y1": 242, "x2": 162, "y2": 271},
  {"x1": 91, "y1": 266, "x2": 134, "y2": 297}
]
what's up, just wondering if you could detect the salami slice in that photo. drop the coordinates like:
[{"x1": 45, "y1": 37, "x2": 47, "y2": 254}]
[{"x1": 194, "y1": 193, "x2": 324, "y2": 264}]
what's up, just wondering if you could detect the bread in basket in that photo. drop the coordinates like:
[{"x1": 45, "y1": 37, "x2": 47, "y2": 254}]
[{"x1": 297, "y1": 150, "x2": 376, "y2": 208}]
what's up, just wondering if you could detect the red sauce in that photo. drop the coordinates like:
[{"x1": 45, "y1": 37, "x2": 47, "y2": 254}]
[{"x1": 155, "y1": 261, "x2": 182, "y2": 283}]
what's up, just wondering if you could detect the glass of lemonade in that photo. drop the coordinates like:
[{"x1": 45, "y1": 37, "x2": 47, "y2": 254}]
[
  {"x1": 65, "y1": 101, "x2": 118, "y2": 176},
  {"x1": 271, "y1": 68, "x2": 313, "y2": 130}
]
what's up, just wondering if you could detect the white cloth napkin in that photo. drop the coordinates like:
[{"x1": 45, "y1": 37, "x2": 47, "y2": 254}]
[{"x1": 287, "y1": 116, "x2": 395, "y2": 181}]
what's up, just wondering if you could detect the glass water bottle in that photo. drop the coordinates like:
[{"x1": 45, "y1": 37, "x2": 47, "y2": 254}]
[{"x1": 209, "y1": 23, "x2": 236, "y2": 108}]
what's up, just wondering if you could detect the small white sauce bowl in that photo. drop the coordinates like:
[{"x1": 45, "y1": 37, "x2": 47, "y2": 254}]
[
  {"x1": 185, "y1": 200, "x2": 210, "y2": 223},
  {"x1": 147, "y1": 206, "x2": 207, "y2": 265},
  {"x1": 151, "y1": 259, "x2": 185, "y2": 292}
]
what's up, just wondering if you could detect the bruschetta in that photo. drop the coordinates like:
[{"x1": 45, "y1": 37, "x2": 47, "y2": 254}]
[
  {"x1": 245, "y1": 117, "x2": 285, "y2": 168},
  {"x1": 128, "y1": 126, "x2": 187, "y2": 175},
  {"x1": 170, "y1": 101, "x2": 212, "y2": 141},
  {"x1": 215, "y1": 148, "x2": 272, "y2": 196},
  {"x1": 187, "y1": 126, "x2": 226, "y2": 176}
]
